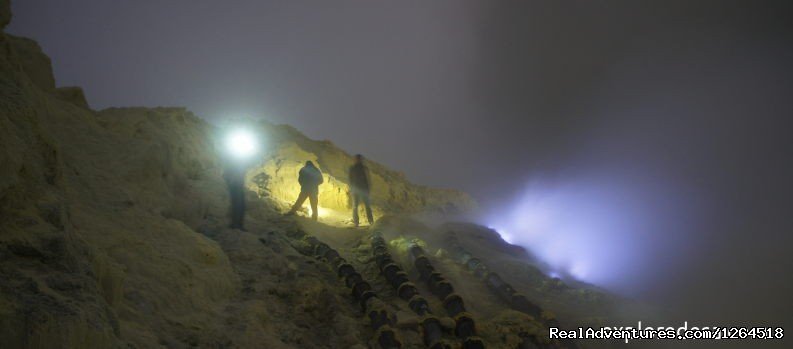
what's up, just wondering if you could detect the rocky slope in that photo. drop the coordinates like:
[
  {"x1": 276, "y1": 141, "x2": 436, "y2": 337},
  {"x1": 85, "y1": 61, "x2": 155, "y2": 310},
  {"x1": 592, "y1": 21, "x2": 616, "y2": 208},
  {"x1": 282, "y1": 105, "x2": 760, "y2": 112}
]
[
  {"x1": 0, "y1": 2, "x2": 626, "y2": 348},
  {"x1": 0, "y1": 3, "x2": 473, "y2": 347}
]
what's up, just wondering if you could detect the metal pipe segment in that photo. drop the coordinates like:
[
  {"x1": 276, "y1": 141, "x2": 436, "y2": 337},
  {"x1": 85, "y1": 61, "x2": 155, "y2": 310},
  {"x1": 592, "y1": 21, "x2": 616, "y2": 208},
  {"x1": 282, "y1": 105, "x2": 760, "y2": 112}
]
[
  {"x1": 389, "y1": 271, "x2": 410, "y2": 289},
  {"x1": 298, "y1": 234, "x2": 402, "y2": 348},
  {"x1": 408, "y1": 295, "x2": 431, "y2": 316},
  {"x1": 403, "y1": 240, "x2": 485, "y2": 349},
  {"x1": 345, "y1": 272, "x2": 364, "y2": 288},
  {"x1": 444, "y1": 233, "x2": 578, "y2": 349},
  {"x1": 370, "y1": 233, "x2": 452, "y2": 349},
  {"x1": 444, "y1": 234, "x2": 544, "y2": 317}
]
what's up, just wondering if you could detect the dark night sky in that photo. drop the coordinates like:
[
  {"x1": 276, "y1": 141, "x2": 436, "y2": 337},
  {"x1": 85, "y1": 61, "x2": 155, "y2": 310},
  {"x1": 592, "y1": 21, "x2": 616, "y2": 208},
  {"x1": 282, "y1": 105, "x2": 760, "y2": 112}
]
[{"x1": 9, "y1": 0, "x2": 793, "y2": 332}]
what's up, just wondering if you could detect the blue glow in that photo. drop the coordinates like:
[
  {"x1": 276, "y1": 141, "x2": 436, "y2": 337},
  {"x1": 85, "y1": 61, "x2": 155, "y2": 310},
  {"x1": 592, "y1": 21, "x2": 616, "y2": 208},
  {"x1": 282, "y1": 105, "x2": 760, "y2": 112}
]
[{"x1": 483, "y1": 174, "x2": 687, "y2": 295}]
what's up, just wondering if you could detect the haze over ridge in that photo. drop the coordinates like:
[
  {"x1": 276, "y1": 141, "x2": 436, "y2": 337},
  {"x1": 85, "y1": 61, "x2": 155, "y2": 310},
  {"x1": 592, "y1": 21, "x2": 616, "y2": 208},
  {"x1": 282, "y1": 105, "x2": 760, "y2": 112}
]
[{"x1": 8, "y1": 0, "x2": 792, "y2": 334}]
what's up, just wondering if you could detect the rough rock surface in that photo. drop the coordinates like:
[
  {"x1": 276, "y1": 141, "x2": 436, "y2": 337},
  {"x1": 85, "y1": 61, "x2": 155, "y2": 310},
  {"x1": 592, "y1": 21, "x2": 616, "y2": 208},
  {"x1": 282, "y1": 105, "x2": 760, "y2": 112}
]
[
  {"x1": 0, "y1": 5, "x2": 475, "y2": 347},
  {"x1": 0, "y1": 3, "x2": 634, "y2": 348},
  {"x1": 0, "y1": 8, "x2": 367, "y2": 347}
]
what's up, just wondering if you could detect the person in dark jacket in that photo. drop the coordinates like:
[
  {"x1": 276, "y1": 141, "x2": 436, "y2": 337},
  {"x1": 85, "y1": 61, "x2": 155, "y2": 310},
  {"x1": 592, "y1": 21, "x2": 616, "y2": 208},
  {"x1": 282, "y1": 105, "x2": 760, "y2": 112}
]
[
  {"x1": 287, "y1": 161, "x2": 324, "y2": 220},
  {"x1": 223, "y1": 162, "x2": 247, "y2": 230},
  {"x1": 349, "y1": 154, "x2": 374, "y2": 226}
]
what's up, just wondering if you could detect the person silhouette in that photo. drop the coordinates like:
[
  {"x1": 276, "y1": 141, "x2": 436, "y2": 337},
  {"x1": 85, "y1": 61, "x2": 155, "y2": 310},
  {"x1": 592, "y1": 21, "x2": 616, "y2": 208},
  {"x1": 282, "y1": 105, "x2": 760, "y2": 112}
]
[
  {"x1": 223, "y1": 163, "x2": 247, "y2": 230},
  {"x1": 349, "y1": 154, "x2": 374, "y2": 227},
  {"x1": 287, "y1": 161, "x2": 323, "y2": 220}
]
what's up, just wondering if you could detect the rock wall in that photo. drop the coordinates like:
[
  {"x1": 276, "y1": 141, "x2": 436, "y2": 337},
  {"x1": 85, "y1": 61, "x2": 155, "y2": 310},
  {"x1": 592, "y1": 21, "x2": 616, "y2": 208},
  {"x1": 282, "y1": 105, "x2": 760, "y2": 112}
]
[
  {"x1": 0, "y1": 2, "x2": 476, "y2": 347},
  {"x1": 1, "y1": 7, "x2": 239, "y2": 347}
]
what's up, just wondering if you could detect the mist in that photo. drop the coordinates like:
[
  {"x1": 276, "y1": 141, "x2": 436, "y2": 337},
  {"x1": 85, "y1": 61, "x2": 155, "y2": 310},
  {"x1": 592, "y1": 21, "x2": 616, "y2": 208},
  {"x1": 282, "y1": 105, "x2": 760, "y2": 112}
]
[
  {"x1": 9, "y1": 0, "x2": 793, "y2": 330},
  {"x1": 474, "y1": 2, "x2": 793, "y2": 329},
  {"x1": 477, "y1": 6, "x2": 793, "y2": 328}
]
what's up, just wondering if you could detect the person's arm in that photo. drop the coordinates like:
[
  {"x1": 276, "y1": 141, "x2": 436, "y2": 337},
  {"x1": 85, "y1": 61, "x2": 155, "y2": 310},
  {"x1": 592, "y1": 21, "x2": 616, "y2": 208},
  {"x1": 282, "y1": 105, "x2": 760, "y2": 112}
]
[{"x1": 298, "y1": 168, "x2": 306, "y2": 186}]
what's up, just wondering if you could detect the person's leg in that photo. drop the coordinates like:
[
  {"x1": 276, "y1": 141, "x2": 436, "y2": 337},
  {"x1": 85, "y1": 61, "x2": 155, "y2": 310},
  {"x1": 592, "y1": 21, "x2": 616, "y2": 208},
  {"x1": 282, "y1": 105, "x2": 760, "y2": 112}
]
[
  {"x1": 238, "y1": 188, "x2": 246, "y2": 229},
  {"x1": 352, "y1": 192, "x2": 360, "y2": 226},
  {"x1": 363, "y1": 193, "x2": 374, "y2": 224},
  {"x1": 309, "y1": 191, "x2": 318, "y2": 220},
  {"x1": 289, "y1": 191, "x2": 309, "y2": 214},
  {"x1": 230, "y1": 194, "x2": 238, "y2": 228},
  {"x1": 230, "y1": 186, "x2": 243, "y2": 228}
]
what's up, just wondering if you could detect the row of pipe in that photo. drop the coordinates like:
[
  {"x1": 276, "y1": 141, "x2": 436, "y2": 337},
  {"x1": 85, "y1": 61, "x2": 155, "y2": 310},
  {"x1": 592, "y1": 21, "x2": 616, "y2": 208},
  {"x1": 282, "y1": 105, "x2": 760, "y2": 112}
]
[
  {"x1": 403, "y1": 240, "x2": 485, "y2": 349},
  {"x1": 371, "y1": 233, "x2": 449, "y2": 349},
  {"x1": 301, "y1": 235, "x2": 403, "y2": 348},
  {"x1": 443, "y1": 233, "x2": 578, "y2": 349}
]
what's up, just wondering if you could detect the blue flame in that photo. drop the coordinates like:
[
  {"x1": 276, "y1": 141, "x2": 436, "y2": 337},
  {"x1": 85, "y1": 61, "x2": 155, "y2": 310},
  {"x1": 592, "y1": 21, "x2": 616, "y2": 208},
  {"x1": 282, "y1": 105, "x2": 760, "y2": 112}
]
[{"x1": 483, "y1": 174, "x2": 687, "y2": 295}]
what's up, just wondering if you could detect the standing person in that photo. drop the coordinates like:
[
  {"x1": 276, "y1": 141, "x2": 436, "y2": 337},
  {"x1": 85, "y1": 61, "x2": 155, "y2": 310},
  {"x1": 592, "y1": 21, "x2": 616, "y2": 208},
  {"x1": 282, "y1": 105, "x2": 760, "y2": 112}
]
[
  {"x1": 223, "y1": 127, "x2": 259, "y2": 230},
  {"x1": 224, "y1": 163, "x2": 247, "y2": 230},
  {"x1": 349, "y1": 154, "x2": 374, "y2": 227},
  {"x1": 287, "y1": 161, "x2": 323, "y2": 220}
]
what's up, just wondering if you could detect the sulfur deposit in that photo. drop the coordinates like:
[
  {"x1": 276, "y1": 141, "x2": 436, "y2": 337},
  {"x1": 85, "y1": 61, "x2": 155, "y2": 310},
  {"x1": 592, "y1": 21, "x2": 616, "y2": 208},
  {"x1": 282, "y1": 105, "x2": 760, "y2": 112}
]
[{"x1": 0, "y1": 2, "x2": 630, "y2": 348}]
